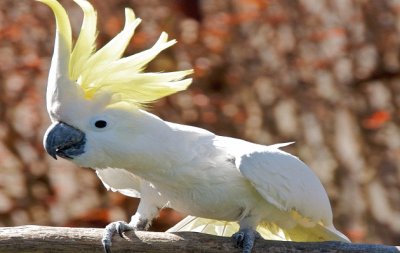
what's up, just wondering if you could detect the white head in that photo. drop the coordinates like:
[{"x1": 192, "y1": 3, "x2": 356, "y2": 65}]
[{"x1": 40, "y1": 0, "x2": 192, "y2": 167}]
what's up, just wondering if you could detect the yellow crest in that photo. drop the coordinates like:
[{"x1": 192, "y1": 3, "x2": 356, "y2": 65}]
[{"x1": 39, "y1": 0, "x2": 193, "y2": 108}]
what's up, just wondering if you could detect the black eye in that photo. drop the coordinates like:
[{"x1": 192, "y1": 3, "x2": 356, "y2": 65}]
[{"x1": 94, "y1": 120, "x2": 107, "y2": 128}]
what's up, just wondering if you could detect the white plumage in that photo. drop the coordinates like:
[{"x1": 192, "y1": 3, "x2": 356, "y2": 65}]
[
  {"x1": 87, "y1": 115, "x2": 349, "y2": 242},
  {"x1": 40, "y1": 0, "x2": 350, "y2": 252}
]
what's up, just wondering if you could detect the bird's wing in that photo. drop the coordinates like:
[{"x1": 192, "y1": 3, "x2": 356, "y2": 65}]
[
  {"x1": 235, "y1": 143, "x2": 349, "y2": 242},
  {"x1": 96, "y1": 168, "x2": 141, "y2": 198},
  {"x1": 235, "y1": 144, "x2": 333, "y2": 226},
  {"x1": 169, "y1": 139, "x2": 349, "y2": 242}
]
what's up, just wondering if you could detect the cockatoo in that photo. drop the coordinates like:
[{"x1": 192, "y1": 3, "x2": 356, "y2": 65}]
[{"x1": 39, "y1": 0, "x2": 350, "y2": 252}]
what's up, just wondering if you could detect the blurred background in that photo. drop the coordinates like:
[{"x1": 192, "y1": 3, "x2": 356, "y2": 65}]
[{"x1": 0, "y1": 0, "x2": 399, "y2": 245}]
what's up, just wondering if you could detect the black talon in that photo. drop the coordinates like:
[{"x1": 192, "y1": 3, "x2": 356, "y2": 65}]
[
  {"x1": 116, "y1": 222, "x2": 125, "y2": 238},
  {"x1": 102, "y1": 237, "x2": 112, "y2": 253},
  {"x1": 102, "y1": 227, "x2": 113, "y2": 253},
  {"x1": 104, "y1": 243, "x2": 111, "y2": 253}
]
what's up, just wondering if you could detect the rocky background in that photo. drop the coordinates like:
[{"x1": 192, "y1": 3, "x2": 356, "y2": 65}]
[{"x1": 0, "y1": 0, "x2": 399, "y2": 244}]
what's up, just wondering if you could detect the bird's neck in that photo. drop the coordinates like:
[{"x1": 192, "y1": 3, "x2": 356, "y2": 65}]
[{"x1": 112, "y1": 110, "x2": 215, "y2": 185}]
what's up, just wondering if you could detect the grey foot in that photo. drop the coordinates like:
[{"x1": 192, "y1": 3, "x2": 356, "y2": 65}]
[
  {"x1": 232, "y1": 228, "x2": 260, "y2": 253},
  {"x1": 102, "y1": 221, "x2": 134, "y2": 253}
]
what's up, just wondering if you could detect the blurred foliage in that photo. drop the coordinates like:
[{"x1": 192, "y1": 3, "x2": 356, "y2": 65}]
[{"x1": 1, "y1": 0, "x2": 400, "y2": 245}]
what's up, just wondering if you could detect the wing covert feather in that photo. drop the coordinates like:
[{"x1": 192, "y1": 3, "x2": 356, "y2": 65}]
[
  {"x1": 236, "y1": 146, "x2": 333, "y2": 225},
  {"x1": 96, "y1": 168, "x2": 141, "y2": 198}
]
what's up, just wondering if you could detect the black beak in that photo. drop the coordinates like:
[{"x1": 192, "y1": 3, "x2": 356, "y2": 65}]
[{"x1": 44, "y1": 122, "x2": 86, "y2": 160}]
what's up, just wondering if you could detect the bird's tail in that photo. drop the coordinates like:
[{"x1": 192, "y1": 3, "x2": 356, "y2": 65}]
[
  {"x1": 168, "y1": 216, "x2": 289, "y2": 240},
  {"x1": 167, "y1": 216, "x2": 350, "y2": 242},
  {"x1": 283, "y1": 222, "x2": 350, "y2": 242}
]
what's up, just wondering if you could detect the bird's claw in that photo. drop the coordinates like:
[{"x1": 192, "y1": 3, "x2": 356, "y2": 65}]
[
  {"x1": 232, "y1": 231, "x2": 245, "y2": 248},
  {"x1": 116, "y1": 221, "x2": 133, "y2": 237},
  {"x1": 102, "y1": 221, "x2": 135, "y2": 253},
  {"x1": 232, "y1": 228, "x2": 260, "y2": 253},
  {"x1": 102, "y1": 239, "x2": 111, "y2": 253}
]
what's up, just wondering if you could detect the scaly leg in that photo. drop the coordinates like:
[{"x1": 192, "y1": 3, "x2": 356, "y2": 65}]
[
  {"x1": 232, "y1": 217, "x2": 261, "y2": 253},
  {"x1": 232, "y1": 228, "x2": 260, "y2": 253}
]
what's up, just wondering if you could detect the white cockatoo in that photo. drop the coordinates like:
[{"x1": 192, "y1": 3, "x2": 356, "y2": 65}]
[{"x1": 39, "y1": 0, "x2": 350, "y2": 252}]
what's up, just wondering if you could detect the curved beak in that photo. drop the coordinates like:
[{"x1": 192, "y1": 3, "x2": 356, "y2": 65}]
[{"x1": 44, "y1": 122, "x2": 86, "y2": 160}]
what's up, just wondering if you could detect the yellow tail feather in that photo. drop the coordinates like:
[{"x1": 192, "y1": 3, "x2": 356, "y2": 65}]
[{"x1": 167, "y1": 216, "x2": 350, "y2": 242}]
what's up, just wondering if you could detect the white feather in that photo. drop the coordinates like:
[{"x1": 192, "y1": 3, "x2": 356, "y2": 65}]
[
  {"x1": 235, "y1": 144, "x2": 333, "y2": 225},
  {"x1": 40, "y1": 0, "x2": 349, "y2": 245},
  {"x1": 78, "y1": 114, "x2": 349, "y2": 242},
  {"x1": 96, "y1": 168, "x2": 141, "y2": 198}
]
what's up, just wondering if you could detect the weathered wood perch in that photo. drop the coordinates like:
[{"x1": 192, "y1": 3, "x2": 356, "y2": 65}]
[{"x1": 0, "y1": 226, "x2": 398, "y2": 253}]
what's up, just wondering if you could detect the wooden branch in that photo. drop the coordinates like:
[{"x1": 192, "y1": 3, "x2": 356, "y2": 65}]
[{"x1": 0, "y1": 226, "x2": 398, "y2": 253}]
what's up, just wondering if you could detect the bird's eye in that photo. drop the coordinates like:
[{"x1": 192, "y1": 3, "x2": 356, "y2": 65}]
[
  {"x1": 90, "y1": 116, "x2": 112, "y2": 131},
  {"x1": 94, "y1": 120, "x2": 107, "y2": 129}
]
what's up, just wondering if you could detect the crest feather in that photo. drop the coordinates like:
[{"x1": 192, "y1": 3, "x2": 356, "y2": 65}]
[
  {"x1": 40, "y1": 0, "x2": 193, "y2": 108},
  {"x1": 79, "y1": 8, "x2": 142, "y2": 88},
  {"x1": 38, "y1": 0, "x2": 72, "y2": 51},
  {"x1": 69, "y1": 0, "x2": 97, "y2": 80}
]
